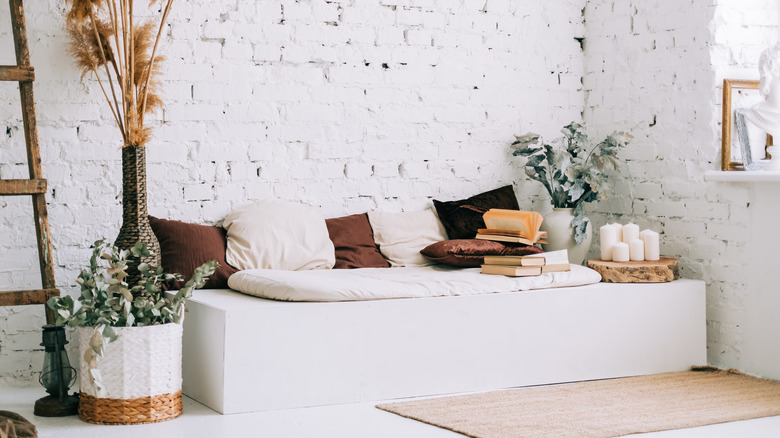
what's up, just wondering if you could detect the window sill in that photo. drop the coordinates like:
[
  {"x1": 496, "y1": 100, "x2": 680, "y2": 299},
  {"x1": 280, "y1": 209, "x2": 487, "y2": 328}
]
[{"x1": 704, "y1": 171, "x2": 780, "y2": 182}]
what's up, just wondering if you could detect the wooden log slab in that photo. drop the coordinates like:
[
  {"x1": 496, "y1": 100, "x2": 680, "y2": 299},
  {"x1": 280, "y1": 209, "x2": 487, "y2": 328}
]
[{"x1": 586, "y1": 257, "x2": 679, "y2": 283}]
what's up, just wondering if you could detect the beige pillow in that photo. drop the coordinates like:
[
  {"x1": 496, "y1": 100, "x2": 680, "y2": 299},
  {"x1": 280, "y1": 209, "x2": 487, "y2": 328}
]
[
  {"x1": 367, "y1": 209, "x2": 448, "y2": 267},
  {"x1": 224, "y1": 201, "x2": 335, "y2": 271}
]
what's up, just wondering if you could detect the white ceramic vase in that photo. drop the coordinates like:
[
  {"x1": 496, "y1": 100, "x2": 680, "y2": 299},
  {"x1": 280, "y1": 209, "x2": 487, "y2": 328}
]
[{"x1": 539, "y1": 208, "x2": 593, "y2": 265}]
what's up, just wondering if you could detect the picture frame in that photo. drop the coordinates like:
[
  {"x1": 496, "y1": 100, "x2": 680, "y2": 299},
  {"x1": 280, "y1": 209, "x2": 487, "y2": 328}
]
[{"x1": 721, "y1": 79, "x2": 773, "y2": 170}]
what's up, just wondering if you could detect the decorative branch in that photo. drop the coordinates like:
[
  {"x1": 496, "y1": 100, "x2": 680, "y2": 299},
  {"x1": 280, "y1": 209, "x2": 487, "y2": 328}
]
[
  {"x1": 140, "y1": 0, "x2": 174, "y2": 124},
  {"x1": 63, "y1": 0, "x2": 172, "y2": 147}
]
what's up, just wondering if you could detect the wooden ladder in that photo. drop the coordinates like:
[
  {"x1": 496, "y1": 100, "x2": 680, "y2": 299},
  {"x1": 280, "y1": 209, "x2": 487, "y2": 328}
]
[{"x1": 0, "y1": 0, "x2": 58, "y2": 324}]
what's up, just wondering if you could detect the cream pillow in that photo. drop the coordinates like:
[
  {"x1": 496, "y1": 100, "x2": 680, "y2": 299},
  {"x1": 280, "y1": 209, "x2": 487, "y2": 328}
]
[
  {"x1": 224, "y1": 201, "x2": 335, "y2": 271},
  {"x1": 367, "y1": 208, "x2": 448, "y2": 267}
]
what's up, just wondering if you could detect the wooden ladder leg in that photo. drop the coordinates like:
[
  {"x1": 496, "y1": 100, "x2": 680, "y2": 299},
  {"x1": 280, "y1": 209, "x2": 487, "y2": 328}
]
[{"x1": 10, "y1": 0, "x2": 59, "y2": 324}]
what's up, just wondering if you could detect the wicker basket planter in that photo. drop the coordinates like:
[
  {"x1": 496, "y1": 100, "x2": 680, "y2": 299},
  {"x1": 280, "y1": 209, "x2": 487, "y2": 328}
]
[{"x1": 77, "y1": 323, "x2": 183, "y2": 425}]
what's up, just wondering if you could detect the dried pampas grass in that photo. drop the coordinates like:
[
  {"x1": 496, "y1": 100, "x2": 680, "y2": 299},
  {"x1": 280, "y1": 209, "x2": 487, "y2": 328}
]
[{"x1": 63, "y1": 0, "x2": 173, "y2": 147}]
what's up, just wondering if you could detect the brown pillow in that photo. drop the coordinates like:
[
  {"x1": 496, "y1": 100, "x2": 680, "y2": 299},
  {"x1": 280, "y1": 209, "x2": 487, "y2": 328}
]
[
  {"x1": 420, "y1": 239, "x2": 544, "y2": 268},
  {"x1": 325, "y1": 213, "x2": 390, "y2": 269},
  {"x1": 433, "y1": 185, "x2": 520, "y2": 239},
  {"x1": 149, "y1": 216, "x2": 238, "y2": 289}
]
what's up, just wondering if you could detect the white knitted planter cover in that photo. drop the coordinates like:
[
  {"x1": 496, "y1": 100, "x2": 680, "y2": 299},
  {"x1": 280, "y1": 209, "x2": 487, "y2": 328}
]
[{"x1": 77, "y1": 323, "x2": 183, "y2": 399}]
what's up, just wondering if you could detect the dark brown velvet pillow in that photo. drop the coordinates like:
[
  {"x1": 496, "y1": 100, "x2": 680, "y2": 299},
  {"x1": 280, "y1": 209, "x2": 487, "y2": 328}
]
[
  {"x1": 325, "y1": 213, "x2": 390, "y2": 269},
  {"x1": 420, "y1": 239, "x2": 544, "y2": 268},
  {"x1": 149, "y1": 216, "x2": 239, "y2": 289},
  {"x1": 433, "y1": 185, "x2": 520, "y2": 239}
]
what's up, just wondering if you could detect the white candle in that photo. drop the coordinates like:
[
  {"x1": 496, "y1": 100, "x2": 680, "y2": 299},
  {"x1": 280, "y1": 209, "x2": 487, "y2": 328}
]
[
  {"x1": 622, "y1": 222, "x2": 640, "y2": 243},
  {"x1": 600, "y1": 224, "x2": 618, "y2": 261},
  {"x1": 612, "y1": 242, "x2": 629, "y2": 262},
  {"x1": 642, "y1": 230, "x2": 660, "y2": 261},
  {"x1": 629, "y1": 239, "x2": 645, "y2": 261},
  {"x1": 611, "y1": 223, "x2": 623, "y2": 242},
  {"x1": 639, "y1": 229, "x2": 652, "y2": 243}
]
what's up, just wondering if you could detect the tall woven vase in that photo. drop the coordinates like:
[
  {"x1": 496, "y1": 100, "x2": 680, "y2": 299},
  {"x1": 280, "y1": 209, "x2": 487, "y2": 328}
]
[
  {"x1": 115, "y1": 145, "x2": 161, "y2": 281},
  {"x1": 77, "y1": 324, "x2": 183, "y2": 424}
]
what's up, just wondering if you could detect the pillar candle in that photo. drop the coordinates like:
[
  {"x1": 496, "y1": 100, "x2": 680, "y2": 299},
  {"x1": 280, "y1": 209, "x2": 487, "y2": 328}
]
[
  {"x1": 629, "y1": 239, "x2": 645, "y2": 261},
  {"x1": 600, "y1": 224, "x2": 618, "y2": 261},
  {"x1": 611, "y1": 223, "x2": 623, "y2": 242},
  {"x1": 639, "y1": 229, "x2": 652, "y2": 243},
  {"x1": 612, "y1": 242, "x2": 629, "y2": 262},
  {"x1": 622, "y1": 222, "x2": 640, "y2": 243},
  {"x1": 642, "y1": 230, "x2": 660, "y2": 261}
]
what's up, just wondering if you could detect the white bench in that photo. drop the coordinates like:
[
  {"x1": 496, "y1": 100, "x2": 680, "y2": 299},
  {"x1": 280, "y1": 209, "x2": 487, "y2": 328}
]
[{"x1": 180, "y1": 279, "x2": 706, "y2": 414}]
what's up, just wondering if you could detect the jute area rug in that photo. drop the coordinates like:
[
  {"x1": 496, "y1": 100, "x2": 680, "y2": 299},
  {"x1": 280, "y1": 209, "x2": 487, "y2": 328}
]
[{"x1": 376, "y1": 368, "x2": 780, "y2": 438}]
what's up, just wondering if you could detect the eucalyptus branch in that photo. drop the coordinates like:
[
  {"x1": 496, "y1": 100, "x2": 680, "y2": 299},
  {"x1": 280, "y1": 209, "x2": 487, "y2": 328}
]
[{"x1": 510, "y1": 122, "x2": 632, "y2": 243}]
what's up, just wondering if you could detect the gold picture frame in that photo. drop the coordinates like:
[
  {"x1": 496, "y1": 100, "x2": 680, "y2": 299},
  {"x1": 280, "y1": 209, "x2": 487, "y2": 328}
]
[{"x1": 721, "y1": 79, "x2": 773, "y2": 170}]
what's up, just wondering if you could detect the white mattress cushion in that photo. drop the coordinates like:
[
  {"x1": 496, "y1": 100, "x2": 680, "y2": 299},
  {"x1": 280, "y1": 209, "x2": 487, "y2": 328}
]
[
  {"x1": 227, "y1": 264, "x2": 602, "y2": 302},
  {"x1": 223, "y1": 200, "x2": 335, "y2": 271},
  {"x1": 367, "y1": 208, "x2": 448, "y2": 267}
]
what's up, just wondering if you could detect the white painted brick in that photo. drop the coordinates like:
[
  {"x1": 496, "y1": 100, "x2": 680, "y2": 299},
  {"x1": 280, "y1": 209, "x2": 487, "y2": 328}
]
[
  {"x1": 376, "y1": 27, "x2": 405, "y2": 45},
  {"x1": 202, "y1": 21, "x2": 234, "y2": 40},
  {"x1": 345, "y1": 162, "x2": 373, "y2": 178},
  {"x1": 397, "y1": 8, "x2": 423, "y2": 26},
  {"x1": 400, "y1": 161, "x2": 428, "y2": 178},
  {"x1": 184, "y1": 184, "x2": 214, "y2": 201},
  {"x1": 406, "y1": 29, "x2": 432, "y2": 46},
  {"x1": 373, "y1": 162, "x2": 400, "y2": 178}
]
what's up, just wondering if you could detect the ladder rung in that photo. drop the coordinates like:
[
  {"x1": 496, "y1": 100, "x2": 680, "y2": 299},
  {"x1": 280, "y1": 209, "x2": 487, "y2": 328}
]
[
  {"x1": 0, "y1": 288, "x2": 59, "y2": 306},
  {"x1": 0, "y1": 65, "x2": 34, "y2": 81},
  {"x1": 0, "y1": 179, "x2": 47, "y2": 195}
]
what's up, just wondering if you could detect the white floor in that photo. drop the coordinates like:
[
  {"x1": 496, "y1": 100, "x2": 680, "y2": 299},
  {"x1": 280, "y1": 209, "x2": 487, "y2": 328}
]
[{"x1": 2, "y1": 386, "x2": 780, "y2": 437}]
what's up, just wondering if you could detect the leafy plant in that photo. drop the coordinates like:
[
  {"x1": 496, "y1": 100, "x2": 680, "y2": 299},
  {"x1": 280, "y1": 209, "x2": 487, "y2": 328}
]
[
  {"x1": 511, "y1": 122, "x2": 632, "y2": 244},
  {"x1": 48, "y1": 240, "x2": 216, "y2": 392},
  {"x1": 63, "y1": 0, "x2": 173, "y2": 147}
]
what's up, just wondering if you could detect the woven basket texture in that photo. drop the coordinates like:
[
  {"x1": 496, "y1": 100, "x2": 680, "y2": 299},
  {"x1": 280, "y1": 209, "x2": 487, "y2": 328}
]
[
  {"x1": 115, "y1": 145, "x2": 161, "y2": 284},
  {"x1": 79, "y1": 391, "x2": 182, "y2": 425},
  {"x1": 78, "y1": 323, "x2": 183, "y2": 400}
]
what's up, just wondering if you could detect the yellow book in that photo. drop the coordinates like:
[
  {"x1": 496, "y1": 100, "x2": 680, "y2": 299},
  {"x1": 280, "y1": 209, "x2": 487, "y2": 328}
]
[
  {"x1": 480, "y1": 264, "x2": 542, "y2": 277},
  {"x1": 482, "y1": 255, "x2": 546, "y2": 266},
  {"x1": 541, "y1": 263, "x2": 571, "y2": 273},
  {"x1": 475, "y1": 233, "x2": 547, "y2": 246},
  {"x1": 480, "y1": 263, "x2": 570, "y2": 276},
  {"x1": 479, "y1": 210, "x2": 546, "y2": 244}
]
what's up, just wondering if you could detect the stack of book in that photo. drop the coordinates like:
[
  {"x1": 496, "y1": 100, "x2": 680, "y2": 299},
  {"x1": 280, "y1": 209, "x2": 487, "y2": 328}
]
[
  {"x1": 480, "y1": 249, "x2": 571, "y2": 277},
  {"x1": 475, "y1": 209, "x2": 547, "y2": 246}
]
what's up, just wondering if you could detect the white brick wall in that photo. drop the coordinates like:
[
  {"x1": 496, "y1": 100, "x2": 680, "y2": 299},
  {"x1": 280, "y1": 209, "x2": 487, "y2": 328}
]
[
  {"x1": 0, "y1": 0, "x2": 585, "y2": 384},
  {"x1": 5, "y1": 0, "x2": 776, "y2": 386},
  {"x1": 584, "y1": 0, "x2": 778, "y2": 372}
]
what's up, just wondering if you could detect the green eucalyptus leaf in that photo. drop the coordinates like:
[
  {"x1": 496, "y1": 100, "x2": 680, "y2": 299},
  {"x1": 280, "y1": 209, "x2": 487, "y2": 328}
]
[
  {"x1": 51, "y1": 239, "x2": 219, "y2": 358},
  {"x1": 511, "y1": 123, "x2": 631, "y2": 208},
  {"x1": 572, "y1": 203, "x2": 589, "y2": 245}
]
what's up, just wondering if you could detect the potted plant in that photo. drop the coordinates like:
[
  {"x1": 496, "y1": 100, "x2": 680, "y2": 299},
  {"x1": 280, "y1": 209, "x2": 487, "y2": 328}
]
[
  {"x1": 62, "y1": 0, "x2": 175, "y2": 277},
  {"x1": 48, "y1": 240, "x2": 217, "y2": 424},
  {"x1": 511, "y1": 122, "x2": 632, "y2": 264}
]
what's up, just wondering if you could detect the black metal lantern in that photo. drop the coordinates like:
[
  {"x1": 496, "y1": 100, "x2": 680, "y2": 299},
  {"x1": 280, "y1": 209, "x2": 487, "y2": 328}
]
[{"x1": 33, "y1": 324, "x2": 79, "y2": 417}]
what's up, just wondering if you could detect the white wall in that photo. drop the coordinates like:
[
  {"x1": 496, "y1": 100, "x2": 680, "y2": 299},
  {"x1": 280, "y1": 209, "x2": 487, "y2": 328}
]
[
  {"x1": 0, "y1": 0, "x2": 586, "y2": 385},
  {"x1": 710, "y1": 0, "x2": 780, "y2": 379},
  {"x1": 583, "y1": 0, "x2": 779, "y2": 376}
]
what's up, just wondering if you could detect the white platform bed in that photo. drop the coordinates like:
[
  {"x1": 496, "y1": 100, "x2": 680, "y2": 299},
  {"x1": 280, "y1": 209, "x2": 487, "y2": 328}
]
[{"x1": 179, "y1": 270, "x2": 706, "y2": 415}]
